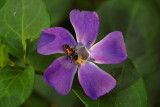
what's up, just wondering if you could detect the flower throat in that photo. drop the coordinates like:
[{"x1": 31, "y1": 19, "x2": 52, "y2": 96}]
[{"x1": 62, "y1": 44, "x2": 89, "y2": 64}]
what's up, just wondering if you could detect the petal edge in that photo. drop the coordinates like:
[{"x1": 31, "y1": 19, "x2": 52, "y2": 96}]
[
  {"x1": 37, "y1": 27, "x2": 77, "y2": 55},
  {"x1": 90, "y1": 31, "x2": 128, "y2": 64},
  {"x1": 44, "y1": 56, "x2": 78, "y2": 95},
  {"x1": 78, "y1": 61, "x2": 116, "y2": 100},
  {"x1": 70, "y1": 9, "x2": 99, "y2": 48}
]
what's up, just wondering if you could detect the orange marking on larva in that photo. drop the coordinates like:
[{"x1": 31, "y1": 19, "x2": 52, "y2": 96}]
[{"x1": 66, "y1": 49, "x2": 72, "y2": 54}]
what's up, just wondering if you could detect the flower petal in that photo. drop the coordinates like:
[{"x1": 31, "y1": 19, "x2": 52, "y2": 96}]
[
  {"x1": 78, "y1": 61, "x2": 116, "y2": 100},
  {"x1": 90, "y1": 31, "x2": 128, "y2": 64},
  {"x1": 37, "y1": 27, "x2": 77, "y2": 55},
  {"x1": 70, "y1": 9, "x2": 99, "y2": 48},
  {"x1": 44, "y1": 56, "x2": 78, "y2": 95}
]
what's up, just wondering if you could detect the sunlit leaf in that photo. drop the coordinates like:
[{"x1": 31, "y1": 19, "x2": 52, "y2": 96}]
[
  {"x1": 0, "y1": 66, "x2": 35, "y2": 107},
  {"x1": 0, "y1": 0, "x2": 50, "y2": 62}
]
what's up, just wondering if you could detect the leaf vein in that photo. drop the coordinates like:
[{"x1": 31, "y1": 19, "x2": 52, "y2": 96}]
[
  {"x1": 24, "y1": 1, "x2": 42, "y2": 31},
  {"x1": 3, "y1": 10, "x2": 21, "y2": 37},
  {"x1": 0, "y1": 73, "x2": 19, "y2": 98}
]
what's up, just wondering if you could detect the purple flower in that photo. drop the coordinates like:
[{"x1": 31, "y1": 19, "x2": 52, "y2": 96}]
[{"x1": 37, "y1": 9, "x2": 128, "y2": 100}]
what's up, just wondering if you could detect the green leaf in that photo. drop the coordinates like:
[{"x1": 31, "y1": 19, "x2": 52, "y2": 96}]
[
  {"x1": 73, "y1": 78, "x2": 147, "y2": 107},
  {"x1": 0, "y1": 37, "x2": 9, "y2": 67},
  {"x1": 0, "y1": 66, "x2": 35, "y2": 107},
  {"x1": 0, "y1": 0, "x2": 7, "y2": 10},
  {"x1": 0, "y1": 0, "x2": 50, "y2": 61}
]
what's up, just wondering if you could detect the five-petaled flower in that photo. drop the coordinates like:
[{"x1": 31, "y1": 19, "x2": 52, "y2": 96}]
[{"x1": 37, "y1": 9, "x2": 128, "y2": 100}]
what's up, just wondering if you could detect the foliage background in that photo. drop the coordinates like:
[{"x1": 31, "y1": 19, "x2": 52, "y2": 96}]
[{"x1": 0, "y1": 0, "x2": 160, "y2": 107}]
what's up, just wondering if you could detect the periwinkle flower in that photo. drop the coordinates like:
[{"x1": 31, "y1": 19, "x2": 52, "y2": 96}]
[{"x1": 37, "y1": 9, "x2": 128, "y2": 100}]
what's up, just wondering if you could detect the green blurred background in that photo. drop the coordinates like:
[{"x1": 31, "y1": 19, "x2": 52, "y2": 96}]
[{"x1": 0, "y1": 0, "x2": 160, "y2": 107}]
